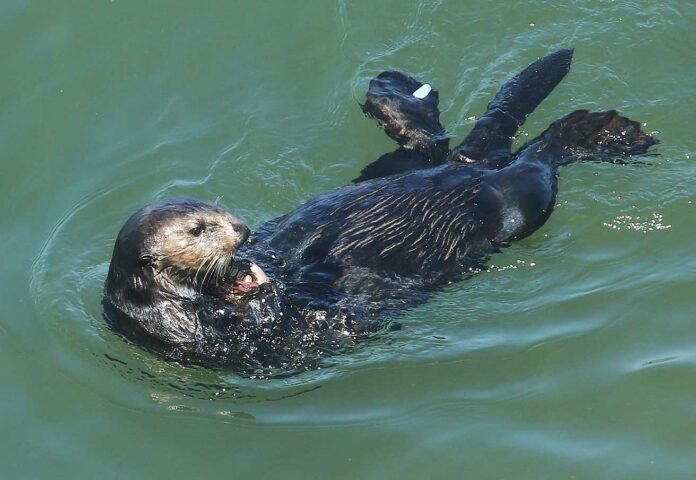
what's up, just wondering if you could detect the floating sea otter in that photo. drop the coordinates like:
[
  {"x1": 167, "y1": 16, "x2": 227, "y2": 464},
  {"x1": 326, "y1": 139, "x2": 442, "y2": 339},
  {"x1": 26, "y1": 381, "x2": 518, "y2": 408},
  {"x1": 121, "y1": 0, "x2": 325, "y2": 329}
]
[{"x1": 104, "y1": 50, "x2": 657, "y2": 374}]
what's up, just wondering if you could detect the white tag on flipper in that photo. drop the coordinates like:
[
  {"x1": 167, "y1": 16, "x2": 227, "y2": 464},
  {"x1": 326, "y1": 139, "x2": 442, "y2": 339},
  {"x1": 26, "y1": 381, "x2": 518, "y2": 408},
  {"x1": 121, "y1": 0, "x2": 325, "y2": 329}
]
[{"x1": 412, "y1": 84, "x2": 431, "y2": 99}]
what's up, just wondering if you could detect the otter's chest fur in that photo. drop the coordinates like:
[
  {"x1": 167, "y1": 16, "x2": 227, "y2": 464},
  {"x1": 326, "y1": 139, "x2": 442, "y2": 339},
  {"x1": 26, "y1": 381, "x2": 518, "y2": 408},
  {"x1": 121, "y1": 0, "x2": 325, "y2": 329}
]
[{"x1": 259, "y1": 163, "x2": 520, "y2": 285}]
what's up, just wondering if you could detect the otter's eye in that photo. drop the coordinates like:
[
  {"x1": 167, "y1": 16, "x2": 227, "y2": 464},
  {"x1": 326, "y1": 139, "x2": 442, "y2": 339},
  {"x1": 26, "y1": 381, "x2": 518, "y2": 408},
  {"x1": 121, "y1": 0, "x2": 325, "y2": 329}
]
[{"x1": 188, "y1": 220, "x2": 206, "y2": 236}]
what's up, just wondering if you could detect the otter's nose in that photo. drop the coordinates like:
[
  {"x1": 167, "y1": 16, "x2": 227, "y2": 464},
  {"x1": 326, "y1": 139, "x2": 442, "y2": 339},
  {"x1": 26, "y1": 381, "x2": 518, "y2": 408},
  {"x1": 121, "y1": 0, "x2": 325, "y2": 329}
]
[
  {"x1": 220, "y1": 209, "x2": 251, "y2": 252},
  {"x1": 236, "y1": 223, "x2": 250, "y2": 245},
  {"x1": 224, "y1": 220, "x2": 250, "y2": 251}
]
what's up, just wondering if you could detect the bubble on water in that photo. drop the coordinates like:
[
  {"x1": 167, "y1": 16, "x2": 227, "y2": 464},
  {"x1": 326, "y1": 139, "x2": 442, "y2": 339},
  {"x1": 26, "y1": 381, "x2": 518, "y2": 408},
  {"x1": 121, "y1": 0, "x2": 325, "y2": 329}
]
[{"x1": 603, "y1": 212, "x2": 671, "y2": 232}]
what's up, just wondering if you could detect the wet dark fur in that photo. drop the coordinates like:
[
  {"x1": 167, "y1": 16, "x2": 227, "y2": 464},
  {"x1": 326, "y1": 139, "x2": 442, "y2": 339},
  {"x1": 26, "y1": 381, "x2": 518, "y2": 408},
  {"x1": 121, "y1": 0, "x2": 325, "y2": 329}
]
[{"x1": 104, "y1": 50, "x2": 658, "y2": 375}]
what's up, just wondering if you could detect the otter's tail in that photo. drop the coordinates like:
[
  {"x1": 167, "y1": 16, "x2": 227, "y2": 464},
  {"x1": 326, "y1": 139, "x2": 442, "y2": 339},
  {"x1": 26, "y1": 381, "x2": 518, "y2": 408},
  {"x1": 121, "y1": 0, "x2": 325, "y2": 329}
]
[{"x1": 522, "y1": 109, "x2": 659, "y2": 165}]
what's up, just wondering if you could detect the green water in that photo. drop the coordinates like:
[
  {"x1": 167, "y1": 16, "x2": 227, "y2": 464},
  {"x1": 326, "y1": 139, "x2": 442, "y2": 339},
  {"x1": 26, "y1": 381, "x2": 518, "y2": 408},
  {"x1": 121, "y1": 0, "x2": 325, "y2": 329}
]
[{"x1": 2, "y1": 0, "x2": 695, "y2": 478}]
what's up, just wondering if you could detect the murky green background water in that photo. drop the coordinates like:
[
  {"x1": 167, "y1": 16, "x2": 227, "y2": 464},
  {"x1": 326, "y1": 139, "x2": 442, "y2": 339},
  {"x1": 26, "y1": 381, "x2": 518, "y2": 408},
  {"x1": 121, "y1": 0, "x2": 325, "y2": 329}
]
[{"x1": 2, "y1": 1, "x2": 695, "y2": 478}]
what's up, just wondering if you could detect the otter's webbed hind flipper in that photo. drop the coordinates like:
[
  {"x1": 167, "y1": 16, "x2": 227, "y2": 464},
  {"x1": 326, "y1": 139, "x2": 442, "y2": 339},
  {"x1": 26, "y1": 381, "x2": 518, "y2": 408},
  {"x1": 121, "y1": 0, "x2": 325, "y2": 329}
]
[
  {"x1": 550, "y1": 110, "x2": 658, "y2": 164},
  {"x1": 362, "y1": 71, "x2": 450, "y2": 156},
  {"x1": 450, "y1": 49, "x2": 575, "y2": 168},
  {"x1": 355, "y1": 71, "x2": 450, "y2": 182},
  {"x1": 558, "y1": 110, "x2": 660, "y2": 164},
  {"x1": 516, "y1": 109, "x2": 658, "y2": 165}
]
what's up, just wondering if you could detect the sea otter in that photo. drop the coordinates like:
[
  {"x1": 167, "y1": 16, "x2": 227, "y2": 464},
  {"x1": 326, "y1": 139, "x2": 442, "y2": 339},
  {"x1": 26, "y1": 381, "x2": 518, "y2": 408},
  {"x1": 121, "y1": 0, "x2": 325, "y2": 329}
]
[{"x1": 104, "y1": 49, "x2": 657, "y2": 374}]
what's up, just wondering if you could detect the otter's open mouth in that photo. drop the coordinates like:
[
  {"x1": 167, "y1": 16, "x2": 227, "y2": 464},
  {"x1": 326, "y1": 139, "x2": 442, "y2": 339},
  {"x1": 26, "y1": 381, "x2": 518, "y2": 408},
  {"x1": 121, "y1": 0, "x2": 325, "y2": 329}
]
[{"x1": 230, "y1": 262, "x2": 269, "y2": 295}]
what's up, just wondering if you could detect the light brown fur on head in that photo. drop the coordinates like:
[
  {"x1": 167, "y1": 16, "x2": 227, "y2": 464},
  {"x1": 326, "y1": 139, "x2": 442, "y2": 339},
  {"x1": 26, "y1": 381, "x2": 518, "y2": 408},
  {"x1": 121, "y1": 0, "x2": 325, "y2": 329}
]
[
  {"x1": 148, "y1": 202, "x2": 249, "y2": 288},
  {"x1": 110, "y1": 199, "x2": 251, "y2": 294},
  {"x1": 148, "y1": 206, "x2": 247, "y2": 268}
]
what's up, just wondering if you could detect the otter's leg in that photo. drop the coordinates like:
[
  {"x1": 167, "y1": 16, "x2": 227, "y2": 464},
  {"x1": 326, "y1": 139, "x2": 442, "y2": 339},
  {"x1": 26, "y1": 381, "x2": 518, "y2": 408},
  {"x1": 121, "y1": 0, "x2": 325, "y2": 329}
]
[
  {"x1": 355, "y1": 71, "x2": 450, "y2": 183},
  {"x1": 352, "y1": 147, "x2": 432, "y2": 183},
  {"x1": 533, "y1": 109, "x2": 658, "y2": 165},
  {"x1": 485, "y1": 110, "x2": 657, "y2": 243},
  {"x1": 450, "y1": 49, "x2": 574, "y2": 168},
  {"x1": 361, "y1": 71, "x2": 449, "y2": 156}
]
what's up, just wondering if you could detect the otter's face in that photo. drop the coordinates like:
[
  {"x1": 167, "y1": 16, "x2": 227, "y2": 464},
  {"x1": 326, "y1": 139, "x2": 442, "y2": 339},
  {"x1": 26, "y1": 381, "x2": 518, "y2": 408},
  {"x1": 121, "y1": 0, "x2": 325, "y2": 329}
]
[
  {"x1": 116, "y1": 199, "x2": 251, "y2": 291},
  {"x1": 151, "y1": 205, "x2": 248, "y2": 271}
]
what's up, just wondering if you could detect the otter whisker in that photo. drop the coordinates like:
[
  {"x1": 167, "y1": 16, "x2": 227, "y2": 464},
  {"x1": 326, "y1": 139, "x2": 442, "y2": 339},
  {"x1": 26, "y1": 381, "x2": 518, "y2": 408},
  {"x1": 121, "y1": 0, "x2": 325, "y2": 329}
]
[
  {"x1": 210, "y1": 260, "x2": 222, "y2": 287},
  {"x1": 218, "y1": 253, "x2": 233, "y2": 283},
  {"x1": 208, "y1": 253, "x2": 228, "y2": 287},
  {"x1": 216, "y1": 252, "x2": 231, "y2": 281},
  {"x1": 199, "y1": 258, "x2": 214, "y2": 290},
  {"x1": 200, "y1": 252, "x2": 224, "y2": 291},
  {"x1": 220, "y1": 253, "x2": 233, "y2": 282},
  {"x1": 210, "y1": 255, "x2": 223, "y2": 285},
  {"x1": 193, "y1": 251, "x2": 216, "y2": 287},
  {"x1": 191, "y1": 255, "x2": 208, "y2": 286},
  {"x1": 217, "y1": 252, "x2": 234, "y2": 282}
]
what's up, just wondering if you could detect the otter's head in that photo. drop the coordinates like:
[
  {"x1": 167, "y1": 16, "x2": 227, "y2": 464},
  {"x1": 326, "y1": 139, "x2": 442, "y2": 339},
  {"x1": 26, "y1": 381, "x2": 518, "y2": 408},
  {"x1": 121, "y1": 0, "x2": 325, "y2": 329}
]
[{"x1": 106, "y1": 199, "x2": 251, "y2": 303}]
